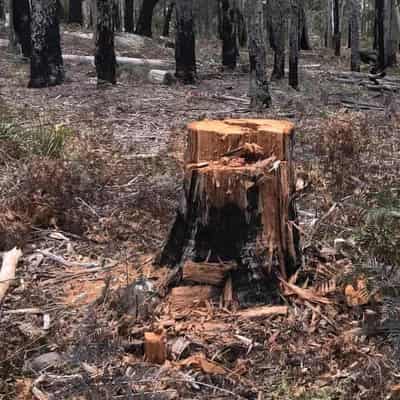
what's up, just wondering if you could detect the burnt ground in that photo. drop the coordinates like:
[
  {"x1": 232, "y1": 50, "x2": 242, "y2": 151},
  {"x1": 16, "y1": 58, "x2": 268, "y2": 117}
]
[{"x1": 0, "y1": 25, "x2": 400, "y2": 400}]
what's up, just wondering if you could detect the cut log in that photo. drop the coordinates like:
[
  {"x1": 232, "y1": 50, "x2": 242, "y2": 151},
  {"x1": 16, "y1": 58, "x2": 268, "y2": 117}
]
[
  {"x1": 168, "y1": 285, "x2": 220, "y2": 308},
  {"x1": 144, "y1": 332, "x2": 167, "y2": 364},
  {"x1": 148, "y1": 69, "x2": 176, "y2": 85},
  {"x1": 159, "y1": 119, "x2": 301, "y2": 307},
  {"x1": 62, "y1": 54, "x2": 173, "y2": 70},
  {"x1": 182, "y1": 260, "x2": 233, "y2": 286}
]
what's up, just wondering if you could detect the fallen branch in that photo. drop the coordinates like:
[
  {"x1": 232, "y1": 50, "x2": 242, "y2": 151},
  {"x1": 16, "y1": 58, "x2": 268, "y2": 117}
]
[
  {"x1": 0, "y1": 248, "x2": 23, "y2": 304},
  {"x1": 37, "y1": 250, "x2": 99, "y2": 268},
  {"x1": 4, "y1": 307, "x2": 43, "y2": 315}
]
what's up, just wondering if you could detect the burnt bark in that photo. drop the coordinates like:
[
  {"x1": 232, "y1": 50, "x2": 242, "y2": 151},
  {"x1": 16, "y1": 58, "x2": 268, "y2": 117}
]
[
  {"x1": 162, "y1": 1, "x2": 175, "y2": 36},
  {"x1": 333, "y1": 0, "x2": 341, "y2": 56},
  {"x1": 350, "y1": 0, "x2": 361, "y2": 71},
  {"x1": 13, "y1": 0, "x2": 32, "y2": 57},
  {"x1": 268, "y1": 0, "x2": 288, "y2": 81},
  {"x1": 135, "y1": 0, "x2": 159, "y2": 37},
  {"x1": 220, "y1": 0, "x2": 239, "y2": 69},
  {"x1": 124, "y1": 0, "x2": 134, "y2": 32},
  {"x1": 29, "y1": 0, "x2": 64, "y2": 88},
  {"x1": 238, "y1": 9, "x2": 247, "y2": 46},
  {"x1": 376, "y1": 0, "x2": 385, "y2": 70},
  {"x1": 95, "y1": 0, "x2": 116, "y2": 84},
  {"x1": 289, "y1": 0, "x2": 299, "y2": 89},
  {"x1": 69, "y1": 0, "x2": 83, "y2": 23},
  {"x1": 247, "y1": 0, "x2": 271, "y2": 109},
  {"x1": 175, "y1": 0, "x2": 196, "y2": 83},
  {"x1": 299, "y1": 0, "x2": 311, "y2": 50},
  {"x1": 159, "y1": 119, "x2": 300, "y2": 307}
]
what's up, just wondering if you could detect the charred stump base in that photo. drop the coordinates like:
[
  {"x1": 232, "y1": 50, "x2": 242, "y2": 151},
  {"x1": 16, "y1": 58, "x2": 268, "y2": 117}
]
[{"x1": 159, "y1": 119, "x2": 301, "y2": 308}]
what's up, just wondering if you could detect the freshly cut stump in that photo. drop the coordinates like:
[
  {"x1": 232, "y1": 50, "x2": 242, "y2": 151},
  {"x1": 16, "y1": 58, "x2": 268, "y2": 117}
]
[{"x1": 160, "y1": 119, "x2": 300, "y2": 307}]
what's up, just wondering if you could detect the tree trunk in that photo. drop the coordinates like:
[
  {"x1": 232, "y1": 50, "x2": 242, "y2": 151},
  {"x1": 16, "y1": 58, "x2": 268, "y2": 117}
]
[
  {"x1": 238, "y1": 8, "x2": 247, "y2": 46},
  {"x1": 135, "y1": 0, "x2": 159, "y2": 37},
  {"x1": 0, "y1": 0, "x2": 4, "y2": 21},
  {"x1": 325, "y1": 0, "x2": 333, "y2": 48},
  {"x1": 220, "y1": 0, "x2": 239, "y2": 69},
  {"x1": 350, "y1": 0, "x2": 360, "y2": 71},
  {"x1": 269, "y1": 0, "x2": 287, "y2": 80},
  {"x1": 289, "y1": 0, "x2": 299, "y2": 89},
  {"x1": 385, "y1": 0, "x2": 398, "y2": 67},
  {"x1": 246, "y1": 0, "x2": 271, "y2": 109},
  {"x1": 69, "y1": 0, "x2": 83, "y2": 23},
  {"x1": 159, "y1": 119, "x2": 300, "y2": 307},
  {"x1": 162, "y1": 1, "x2": 174, "y2": 36},
  {"x1": 95, "y1": 0, "x2": 116, "y2": 84},
  {"x1": 299, "y1": 0, "x2": 311, "y2": 50},
  {"x1": 124, "y1": 0, "x2": 134, "y2": 32},
  {"x1": 333, "y1": 0, "x2": 341, "y2": 56},
  {"x1": 82, "y1": 0, "x2": 93, "y2": 28},
  {"x1": 12, "y1": 0, "x2": 31, "y2": 57},
  {"x1": 175, "y1": 0, "x2": 196, "y2": 83},
  {"x1": 376, "y1": 0, "x2": 385, "y2": 70},
  {"x1": 7, "y1": 0, "x2": 19, "y2": 53},
  {"x1": 29, "y1": 0, "x2": 64, "y2": 88},
  {"x1": 113, "y1": 0, "x2": 122, "y2": 31}
]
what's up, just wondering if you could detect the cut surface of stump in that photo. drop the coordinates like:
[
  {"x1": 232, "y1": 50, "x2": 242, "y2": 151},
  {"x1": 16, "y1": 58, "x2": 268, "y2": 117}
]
[{"x1": 160, "y1": 119, "x2": 300, "y2": 307}]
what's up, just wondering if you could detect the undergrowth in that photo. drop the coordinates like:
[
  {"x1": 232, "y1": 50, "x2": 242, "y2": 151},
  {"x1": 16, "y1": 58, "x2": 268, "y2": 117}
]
[
  {"x1": 357, "y1": 188, "x2": 400, "y2": 267},
  {"x1": 0, "y1": 111, "x2": 108, "y2": 250},
  {"x1": 0, "y1": 118, "x2": 73, "y2": 160}
]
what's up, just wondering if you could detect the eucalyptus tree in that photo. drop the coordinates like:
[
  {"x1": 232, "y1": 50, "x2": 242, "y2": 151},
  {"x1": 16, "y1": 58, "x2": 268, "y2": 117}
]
[{"x1": 29, "y1": 0, "x2": 64, "y2": 88}]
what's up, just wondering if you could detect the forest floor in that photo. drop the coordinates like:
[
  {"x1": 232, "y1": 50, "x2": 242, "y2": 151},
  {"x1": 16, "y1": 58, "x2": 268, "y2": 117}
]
[{"x1": 0, "y1": 26, "x2": 400, "y2": 400}]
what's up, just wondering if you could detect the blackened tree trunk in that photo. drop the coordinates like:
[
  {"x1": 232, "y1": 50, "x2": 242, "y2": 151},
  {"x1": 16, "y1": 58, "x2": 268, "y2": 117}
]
[
  {"x1": 125, "y1": 0, "x2": 134, "y2": 32},
  {"x1": 350, "y1": 0, "x2": 360, "y2": 71},
  {"x1": 175, "y1": 0, "x2": 196, "y2": 83},
  {"x1": 159, "y1": 119, "x2": 300, "y2": 307},
  {"x1": 13, "y1": 0, "x2": 32, "y2": 57},
  {"x1": 162, "y1": 1, "x2": 175, "y2": 36},
  {"x1": 333, "y1": 0, "x2": 341, "y2": 56},
  {"x1": 135, "y1": 0, "x2": 159, "y2": 37},
  {"x1": 246, "y1": 0, "x2": 271, "y2": 108},
  {"x1": 220, "y1": 0, "x2": 239, "y2": 69},
  {"x1": 376, "y1": 0, "x2": 385, "y2": 70},
  {"x1": 385, "y1": 0, "x2": 398, "y2": 67},
  {"x1": 69, "y1": 0, "x2": 83, "y2": 23},
  {"x1": 29, "y1": 0, "x2": 64, "y2": 88},
  {"x1": 238, "y1": 9, "x2": 247, "y2": 46},
  {"x1": 289, "y1": 0, "x2": 299, "y2": 89},
  {"x1": 299, "y1": 0, "x2": 311, "y2": 50},
  {"x1": 269, "y1": 0, "x2": 287, "y2": 80},
  {"x1": 95, "y1": 0, "x2": 116, "y2": 84}
]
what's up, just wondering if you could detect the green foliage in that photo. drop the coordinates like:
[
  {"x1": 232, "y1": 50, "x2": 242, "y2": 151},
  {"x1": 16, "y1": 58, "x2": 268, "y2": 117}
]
[
  {"x1": 271, "y1": 379, "x2": 336, "y2": 399},
  {"x1": 0, "y1": 118, "x2": 74, "y2": 159},
  {"x1": 357, "y1": 189, "x2": 400, "y2": 267}
]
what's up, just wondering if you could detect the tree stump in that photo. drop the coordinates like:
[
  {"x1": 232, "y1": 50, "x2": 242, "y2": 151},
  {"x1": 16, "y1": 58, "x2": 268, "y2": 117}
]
[{"x1": 159, "y1": 119, "x2": 300, "y2": 307}]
